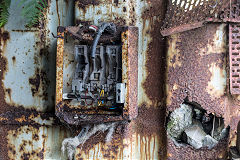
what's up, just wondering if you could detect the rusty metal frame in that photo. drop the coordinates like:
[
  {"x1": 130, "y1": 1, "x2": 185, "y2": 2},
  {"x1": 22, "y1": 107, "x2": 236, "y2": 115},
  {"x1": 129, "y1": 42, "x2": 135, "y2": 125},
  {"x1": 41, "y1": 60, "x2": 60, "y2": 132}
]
[
  {"x1": 55, "y1": 26, "x2": 138, "y2": 125},
  {"x1": 160, "y1": 0, "x2": 240, "y2": 36}
]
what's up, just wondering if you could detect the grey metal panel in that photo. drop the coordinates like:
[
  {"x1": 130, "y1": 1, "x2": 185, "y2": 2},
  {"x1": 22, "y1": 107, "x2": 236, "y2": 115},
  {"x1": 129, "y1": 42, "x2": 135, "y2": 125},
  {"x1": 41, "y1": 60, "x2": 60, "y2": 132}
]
[
  {"x1": 1, "y1": 0, "x2": 74, "y2": 111},
  {"x1": 0, "y1": 0, "x2": 75, "y2": 160}
]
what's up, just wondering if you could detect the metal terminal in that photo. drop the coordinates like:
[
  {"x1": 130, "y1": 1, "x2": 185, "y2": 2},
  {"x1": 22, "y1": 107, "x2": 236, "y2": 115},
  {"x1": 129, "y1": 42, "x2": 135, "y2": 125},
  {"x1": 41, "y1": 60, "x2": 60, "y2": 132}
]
[
  {"x1": 63, "y1": 44, "x2": 122, "y2": 107},
  {"x1": 116, "y1": 83, "x2": 125, "y2": 103}
]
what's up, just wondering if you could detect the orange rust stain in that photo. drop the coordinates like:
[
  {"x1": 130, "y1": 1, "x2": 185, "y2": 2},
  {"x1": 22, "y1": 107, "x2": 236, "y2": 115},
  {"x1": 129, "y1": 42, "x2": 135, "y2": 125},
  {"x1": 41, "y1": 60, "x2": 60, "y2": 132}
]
[
  {"x1": 168, "y1": 153, "x2": 173, "y2": 157},
  {"x1": 0, "y1": 117, "x2": 8, "y2": 121},
  {"x1": 29, "y1": 113, "x2": 35, "y2": 119},
  {"x1": 121, "y1": 30, "x2": 129, "y2": 114},
  {"x1": 15, "y1": 115, "x2": 27, "y2": 123},
  {"x1": 56, "y1": 32, "x2": 65, "y2": 104}
]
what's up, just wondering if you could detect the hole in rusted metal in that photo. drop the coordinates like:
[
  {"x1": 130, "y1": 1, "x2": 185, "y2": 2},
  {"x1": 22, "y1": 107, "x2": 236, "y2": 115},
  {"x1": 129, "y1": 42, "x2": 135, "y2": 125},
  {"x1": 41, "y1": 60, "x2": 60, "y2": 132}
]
[
  {"x1": 167, "y1": 101, "x2": 229, "y2": 150},
  {"x1": 229, "y1": 121, "x2": 240, "y2": 159}
]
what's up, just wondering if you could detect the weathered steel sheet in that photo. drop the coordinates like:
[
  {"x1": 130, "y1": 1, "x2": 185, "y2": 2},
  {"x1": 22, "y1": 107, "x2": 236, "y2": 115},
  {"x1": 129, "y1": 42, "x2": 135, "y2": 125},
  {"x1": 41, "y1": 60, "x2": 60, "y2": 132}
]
[
  {"x1": 1, "y1": 0, "x2": 168, "y2": 160},
  {"x1": 0, "y1": 125, "x2": 71, "y2": 160},
  {"x1": 0, "y1": 0, "x2": 74, "y2": 112},
  {"x1": 0, "y1": 0, "x2": 75, "y2": 160},
  {"x1": 167, "y1": 24, "x2": 227, "y2": 116},
  {"x1": 73, "y1": 0, "x2": 168, "y2": 159},
  {"x1": 166, "y1": 23, "x2": 240, "y2": 159}
]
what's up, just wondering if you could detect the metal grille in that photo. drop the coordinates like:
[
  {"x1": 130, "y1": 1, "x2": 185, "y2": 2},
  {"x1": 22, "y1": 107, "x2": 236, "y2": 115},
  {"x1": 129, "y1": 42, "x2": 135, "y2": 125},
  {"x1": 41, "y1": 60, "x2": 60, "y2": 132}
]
[
  {"x1": 229, "y1": 2, "x2": 240, "y2": 21},
  {"x1": 229, "y1": 24, "x2": 240, "y2": 94},
  {"x1": 161, "y1": 0, "x2": 240, "y2": 36}
]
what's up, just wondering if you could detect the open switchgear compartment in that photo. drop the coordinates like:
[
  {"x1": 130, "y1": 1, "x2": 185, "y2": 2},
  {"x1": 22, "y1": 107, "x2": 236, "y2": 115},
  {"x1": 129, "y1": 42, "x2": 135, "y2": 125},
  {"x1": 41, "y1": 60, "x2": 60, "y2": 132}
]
[{"x1": 55, "y1": 24, "x2": 138, "y2": 125}]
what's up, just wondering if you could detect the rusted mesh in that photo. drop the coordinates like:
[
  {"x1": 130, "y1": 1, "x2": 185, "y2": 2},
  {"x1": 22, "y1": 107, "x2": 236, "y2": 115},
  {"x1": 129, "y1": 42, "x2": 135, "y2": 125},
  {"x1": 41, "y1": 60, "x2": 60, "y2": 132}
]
[
  {"x1": 229, "y1": 23, "x2": 240, "y2": 94},
  {"x1": 161, "y1": 0, "x2": 240, "y2": 36}
]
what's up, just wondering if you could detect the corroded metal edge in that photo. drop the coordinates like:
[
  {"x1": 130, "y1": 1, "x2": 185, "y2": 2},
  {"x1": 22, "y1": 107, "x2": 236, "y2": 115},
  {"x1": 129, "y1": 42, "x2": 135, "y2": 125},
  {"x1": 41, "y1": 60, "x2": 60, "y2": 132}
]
[
  {"x1": 167, "y1": 137, "x2": 228, "y2": 159},
  {"x1": 160, "y1": 0, "x2": 240, "y2": 36},
  {"x1": 122, "y1": 26, "x2": 139, "y2": 120},
  {"x1": 161, "y1": 21, "x2": 206, "y2": 37}
]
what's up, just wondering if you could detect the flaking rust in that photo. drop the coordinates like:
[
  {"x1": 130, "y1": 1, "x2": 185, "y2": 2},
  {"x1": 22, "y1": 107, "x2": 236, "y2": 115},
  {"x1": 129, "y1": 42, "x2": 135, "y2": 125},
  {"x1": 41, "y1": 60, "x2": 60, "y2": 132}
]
[
  {"x1": 166, "y1": 24, "x2": 227, "y2": 116},
  {"x1": 165, "y1": 22, "x2": 240, "y2": 159}
]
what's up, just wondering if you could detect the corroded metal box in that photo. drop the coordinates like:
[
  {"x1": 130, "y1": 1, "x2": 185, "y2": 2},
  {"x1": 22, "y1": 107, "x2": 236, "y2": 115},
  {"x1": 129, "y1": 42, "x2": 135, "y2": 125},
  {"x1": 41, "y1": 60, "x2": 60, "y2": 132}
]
[{"x1": 55, "y1": 25, "x2": 138, "y2": 125}]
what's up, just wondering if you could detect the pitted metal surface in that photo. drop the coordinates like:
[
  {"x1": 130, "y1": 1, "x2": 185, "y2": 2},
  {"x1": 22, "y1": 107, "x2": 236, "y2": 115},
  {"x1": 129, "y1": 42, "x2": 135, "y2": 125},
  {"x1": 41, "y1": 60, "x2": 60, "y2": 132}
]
[
  {"x1": 167, "y1": 136, "x2": 228, "y2": 160},
  {"x1": 167, "y1": 24, "x2": 227, "y2": 116},
  {"x1": 166, "y1": 23, "x2": 231, "y2": 159}
]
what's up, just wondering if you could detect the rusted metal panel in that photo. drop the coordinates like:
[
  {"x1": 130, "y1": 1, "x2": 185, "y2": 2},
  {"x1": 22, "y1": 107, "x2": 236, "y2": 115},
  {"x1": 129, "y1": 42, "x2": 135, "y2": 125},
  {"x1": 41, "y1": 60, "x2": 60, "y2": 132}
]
[
  {"x1": 0, "y1": 110, "x2": 60, "y2": 126},
  {"x1": 165, "y1": 22, "x2": 240, "y2": 159},
  {"x1": 167, "y1": 138, "x2": 228, "y2": 160},
  {"x1": 73, "y1": 0, "x2": 168, "y2": 159},
  {"x1": 166, "y1": 24, "x2": 227, "y2": 116},
  {"x1": 121, "y1": 26, "x2": 138, "y2": 120},
  {"x1": 160, "y1": 0, "x2": 240, "y2": 36},
  {"x1": 0, "y1": 125, "x2": 71, "y2": 160},
  {"x1": 0, "y1": 0, "x2": 168, "y2": 159},
  {"x1": 0, "y1": 0, "x2": 75, "y2": 159},
  {"x1": 75, "y1": 0, "x2": 130, "y2": 26},
  {"x1": 229, "y1": 23, "x2": 240, "y2": 94},
  {"x1": 166, "y1": 23, "x2": 229, "y2": 159}
]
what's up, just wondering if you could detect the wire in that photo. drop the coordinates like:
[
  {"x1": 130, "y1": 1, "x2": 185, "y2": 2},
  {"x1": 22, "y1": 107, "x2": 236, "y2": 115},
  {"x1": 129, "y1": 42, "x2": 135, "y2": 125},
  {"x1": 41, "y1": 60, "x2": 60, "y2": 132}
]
[
  {"x1": 98, "y1": 89, "x2": 105, "y2": 106},
  {"x1": 96, "y1": 89, "x2": 118, "y2": 110},
  {"x1": 109, "y1": 106, "x2": 117, "y2": 110},
  {"x1": 91, "y1": 22, "x2": 116, "y2": 58},
  {"x1": 211, "y1": 114, "x2": 215, "y2": 137},
  {"x1": 84, "y1": 89, "x2": 93, "y2": 105},
  {"x1": 209, "y1": 0, "x2": 218, "y2": 8}
]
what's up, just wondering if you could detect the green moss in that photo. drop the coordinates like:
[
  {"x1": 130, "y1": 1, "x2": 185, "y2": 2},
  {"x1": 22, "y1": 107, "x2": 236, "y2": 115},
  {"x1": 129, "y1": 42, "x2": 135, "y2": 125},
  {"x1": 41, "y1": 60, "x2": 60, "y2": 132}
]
[
  {"x1": 18, "y1": 0, "x2": 48, "y2": 28},
  {"x1": 0, "y1": 0, "x2": 11, "y2": 28},
  {"x1": 0, "y1": 0, "x2": 48, "y2": 28}
]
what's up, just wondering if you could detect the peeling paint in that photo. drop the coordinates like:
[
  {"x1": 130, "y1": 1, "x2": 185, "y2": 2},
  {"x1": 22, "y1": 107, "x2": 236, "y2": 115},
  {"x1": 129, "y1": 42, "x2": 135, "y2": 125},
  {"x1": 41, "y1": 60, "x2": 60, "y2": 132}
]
[
  {"x1": 6, "y1": 125, "x2": 71, "y2": 160},
  {"x1": 75, "y1": 133, "x2": 160, "y2": 160},
  {"x1": 0, "y1": 0, "x2": 74, "y2": 112},
  {"x1": 199, "y1": 24, "x2": 227, "y2": 56},
  {"x1": 0, "y1": 0, "x2": 168, "y2": 159},
  {"x1": 73, "y1": 0, "x2": 167, "y2": 159},
  {"x1": 167, "y1": 34, "x2": 181, "y2": 68},
  {"x1": 166, "y1": 24, "x2": 227, "y2": 116},
  {"x1": 206, "y1": 63, "x2": 226, "y2": 98}
]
